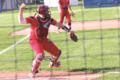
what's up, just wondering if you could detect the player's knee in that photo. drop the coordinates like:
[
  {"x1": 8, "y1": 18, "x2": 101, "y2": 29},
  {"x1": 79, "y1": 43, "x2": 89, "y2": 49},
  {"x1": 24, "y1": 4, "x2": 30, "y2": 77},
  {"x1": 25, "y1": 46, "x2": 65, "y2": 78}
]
[{"x1": 36, "y1": 53, "x2": 45, "y2": 63}]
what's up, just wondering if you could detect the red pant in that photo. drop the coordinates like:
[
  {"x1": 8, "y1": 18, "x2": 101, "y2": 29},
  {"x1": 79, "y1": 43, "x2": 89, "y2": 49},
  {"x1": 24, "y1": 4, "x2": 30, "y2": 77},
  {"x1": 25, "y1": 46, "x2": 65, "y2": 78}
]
[
  {"x1": 59, "y1": 9, "x2": 71, "y2": 23},
  {"x1": 29, "y1": 38, "x2": 59, "y2": 56}
]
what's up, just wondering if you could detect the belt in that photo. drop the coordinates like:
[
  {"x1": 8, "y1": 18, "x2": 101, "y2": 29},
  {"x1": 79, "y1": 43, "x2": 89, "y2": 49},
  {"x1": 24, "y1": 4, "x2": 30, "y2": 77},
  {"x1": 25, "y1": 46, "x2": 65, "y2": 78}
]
[
  {"x1": 30, "y1": 37, "x2": 46, "y2": 40},
  {"x1": 61, "y1": 8, "x2": 68, "y2": 9},
  {"x1": 37, "y1": 37, "x2": 46, "y2": 39}
]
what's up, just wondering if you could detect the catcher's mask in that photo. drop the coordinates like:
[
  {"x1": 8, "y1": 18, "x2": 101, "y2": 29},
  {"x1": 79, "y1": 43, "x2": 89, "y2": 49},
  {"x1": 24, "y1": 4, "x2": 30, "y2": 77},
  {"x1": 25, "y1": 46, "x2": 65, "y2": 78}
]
[{"x1": 37, "y1": 5, "x2": 50, "y2": 18}]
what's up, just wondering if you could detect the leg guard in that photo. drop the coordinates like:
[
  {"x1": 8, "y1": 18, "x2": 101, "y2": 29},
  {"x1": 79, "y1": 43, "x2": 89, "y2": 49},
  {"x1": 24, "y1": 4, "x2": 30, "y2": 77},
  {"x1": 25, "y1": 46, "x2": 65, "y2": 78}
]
[
  {"x1": 31, "y1": 53, "x2": 45, "y2": 73},
  {"x1": 49, "y1": 50, "x2": 62, "y2": 68}
]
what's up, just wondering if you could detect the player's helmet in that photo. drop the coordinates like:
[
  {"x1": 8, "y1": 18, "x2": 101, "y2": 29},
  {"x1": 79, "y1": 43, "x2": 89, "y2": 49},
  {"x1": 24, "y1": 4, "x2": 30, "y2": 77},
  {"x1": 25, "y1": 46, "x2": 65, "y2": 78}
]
[{"x1": 37, "y1": 5, "x2": 50, "y2": 17}]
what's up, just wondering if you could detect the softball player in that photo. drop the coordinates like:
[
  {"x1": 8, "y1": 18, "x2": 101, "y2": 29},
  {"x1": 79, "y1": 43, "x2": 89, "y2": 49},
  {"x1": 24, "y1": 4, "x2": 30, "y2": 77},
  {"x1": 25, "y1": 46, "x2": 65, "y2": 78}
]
[
  {"x1": 57, "y1": 0, "x2": 75, "y2": 33},
  {"x1": 19, "y1": 3, "x2": 75, "y2": 78}
]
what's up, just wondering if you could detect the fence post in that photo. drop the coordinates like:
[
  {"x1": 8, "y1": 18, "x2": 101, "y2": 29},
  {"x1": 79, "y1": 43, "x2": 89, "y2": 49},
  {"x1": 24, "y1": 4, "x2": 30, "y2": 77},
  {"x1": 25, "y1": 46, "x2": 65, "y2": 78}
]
[
  {"x1": 15, "y1": 0, "x2": 17, "y2": 9},
  {"x1": 35, "y1": 0, "x2": 36, "y2": 5},
  {"x1": 5, "y1": 0, "x2": 7, "y2": 12},
  {"x1": 10, "y1": 0, "x2": 13, "y2": 11},
  {"x1": 0, "y1": 0, "x2": 1, "y2": 13},
  {"x1": 82, "y1": 0, "x2": 84, "y2": 9}
]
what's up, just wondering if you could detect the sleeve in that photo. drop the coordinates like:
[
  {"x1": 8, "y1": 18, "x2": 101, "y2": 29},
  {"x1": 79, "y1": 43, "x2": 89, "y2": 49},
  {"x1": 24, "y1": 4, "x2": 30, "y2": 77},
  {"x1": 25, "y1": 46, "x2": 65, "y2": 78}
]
[
  {"x1": 50, "y1": 18, "x2": 57, "y2": 25},
  {"x1": 19, "y1": 18, "x2": 27, "y2": 24},
  {"x1": 58, "y1": 0, "x2": 61, "y2": 4},
  {"x1": 25, "y1": 16, "x2": 34, "y2": 24},
  {"x1": 25, "y1": 17, "x2": 31, "y2": 24}
]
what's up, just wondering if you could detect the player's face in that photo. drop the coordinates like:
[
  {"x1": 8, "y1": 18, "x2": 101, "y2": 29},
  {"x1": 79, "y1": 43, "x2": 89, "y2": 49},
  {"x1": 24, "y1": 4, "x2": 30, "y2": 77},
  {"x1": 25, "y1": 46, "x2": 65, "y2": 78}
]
[{"x1": 39, "y1": 10, "x2": 49, "y2": 18}]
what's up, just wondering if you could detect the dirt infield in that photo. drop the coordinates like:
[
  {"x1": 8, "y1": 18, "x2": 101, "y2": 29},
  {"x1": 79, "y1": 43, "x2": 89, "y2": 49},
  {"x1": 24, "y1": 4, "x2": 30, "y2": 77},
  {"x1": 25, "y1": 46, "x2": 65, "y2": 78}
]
[
  {"x1": 0, "y1": 71, "x2": 102, "y2": 80},
  {"x1": 10, "y1": 19, "x2": 120, "y2": 36},
  {"x1": 4, "y1": 19, "x2": 119, "y2": 80}
]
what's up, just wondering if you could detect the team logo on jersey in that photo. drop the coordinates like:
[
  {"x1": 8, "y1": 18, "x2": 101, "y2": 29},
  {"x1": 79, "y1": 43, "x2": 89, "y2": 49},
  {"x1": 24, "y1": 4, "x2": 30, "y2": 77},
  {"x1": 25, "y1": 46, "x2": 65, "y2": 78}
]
[{"x1": 43, "y1": 20, "x2": 51, "y2": 28}]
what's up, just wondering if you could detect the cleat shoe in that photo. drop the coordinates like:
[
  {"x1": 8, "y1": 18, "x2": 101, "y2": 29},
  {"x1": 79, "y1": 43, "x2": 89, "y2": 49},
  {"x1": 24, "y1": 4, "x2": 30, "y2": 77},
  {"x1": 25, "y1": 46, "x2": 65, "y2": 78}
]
[
  {"x1": 28, "y1": 72, "x2": 35, "y2": 78},
  {"x1": 57, "y1": 29, "x2": 60, "y2": 33},
  {"x1": 49, "y1": 61, "x2": 62, "y2": 68},
  {"x1": 35, "y1": 70, "x2": 39, "y2": 74}
]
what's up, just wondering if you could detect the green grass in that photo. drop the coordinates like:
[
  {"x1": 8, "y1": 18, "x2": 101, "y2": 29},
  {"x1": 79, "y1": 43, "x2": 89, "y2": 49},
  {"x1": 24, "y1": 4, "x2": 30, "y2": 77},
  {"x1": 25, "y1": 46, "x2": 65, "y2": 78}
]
[
  {"x1": 1, "y1": 5, "x2": 120, "y2": 79},
  {"x1": 0, "y1": 29, "x2": 120, "y2": 72}
]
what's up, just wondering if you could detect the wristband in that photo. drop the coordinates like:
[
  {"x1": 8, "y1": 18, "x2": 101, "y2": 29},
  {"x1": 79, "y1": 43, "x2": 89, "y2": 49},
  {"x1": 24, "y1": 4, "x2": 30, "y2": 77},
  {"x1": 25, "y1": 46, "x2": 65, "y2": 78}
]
[{"x1": 62, "y1": 26, "x2": 70, "y2": 32}]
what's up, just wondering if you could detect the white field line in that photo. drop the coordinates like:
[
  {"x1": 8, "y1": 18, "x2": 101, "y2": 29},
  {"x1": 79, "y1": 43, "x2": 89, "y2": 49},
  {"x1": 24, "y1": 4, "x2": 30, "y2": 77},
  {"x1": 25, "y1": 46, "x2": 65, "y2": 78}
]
[
  {"x1": 0, "y1": 34, "x2": 29, "y2": 55},
  {"x1": 0, "y1": 18, "x2": 60, "y2": 55},
  {"x1": 51, "y1": 7, "x2": 114, "y2": 13},
  {"x1": 0, "y1": 9, "x2": 80, "y2": 22},
  {"x1": 0, "y1": 7, "x2": 113, "y2": 22},
  {"x1": 0, "y1": 8, "x2": 113, "y2": 23},
  {"x1": 0, "y1": 16, "x2": 61, "y2": 55},
  {"x1": 0, "y1": 8, "x2": 67, "y2": 55}
]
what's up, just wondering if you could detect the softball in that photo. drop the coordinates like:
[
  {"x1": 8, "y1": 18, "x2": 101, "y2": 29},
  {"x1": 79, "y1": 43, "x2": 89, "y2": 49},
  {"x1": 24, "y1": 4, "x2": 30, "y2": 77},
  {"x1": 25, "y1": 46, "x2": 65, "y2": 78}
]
[{"x1": 22, "y1": 3, "x2": 26, "y2": 7}]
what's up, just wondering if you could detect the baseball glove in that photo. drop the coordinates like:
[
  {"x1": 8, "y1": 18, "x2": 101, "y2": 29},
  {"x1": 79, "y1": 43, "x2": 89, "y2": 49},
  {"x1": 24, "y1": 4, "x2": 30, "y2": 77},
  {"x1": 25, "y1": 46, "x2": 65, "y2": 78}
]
[
  {"x1": 70, "y1": 32, "x2": 78, "y2": 42},
  {"x1": 70, "y1": 12, "x2": 75, "y2": 17}
]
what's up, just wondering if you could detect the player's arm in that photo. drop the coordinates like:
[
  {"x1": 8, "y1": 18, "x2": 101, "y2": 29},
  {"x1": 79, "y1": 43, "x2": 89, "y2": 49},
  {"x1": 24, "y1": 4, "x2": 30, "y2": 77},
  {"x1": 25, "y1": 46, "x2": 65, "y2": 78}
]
[
  {"x1": 55, "y1": 22, "x2": 71, "y2": 32},
  {"x1": 68, "y1": 5, "x2": 74, "y2": 14},
  {"x1": 55, "y1": 22, "x2": 78, "y2": 42},
  {"x1": 68, "y1": 0, "x2": 75, "y2": 16},
  {"x1": 68, "y1": 5, "x2": 72, "y2": 12},
  {"x1": 18, "y1": 3, "x2": 27, "y2": 24},
  {"x1": 51, "y1": 19, "x2": 78, "y2": 42},
  {"x1": 51, "y1": 19, "x2": 70, "y2": 32},
  {"x1": 68, "y1": 0, "x2": 73, "y2": 13},
  {"x1": 58, "y1": 0, "x2": 61, "y2": 12},
  {"x1": 57, "y1": 0, "x2": 61, "y2": 12}
]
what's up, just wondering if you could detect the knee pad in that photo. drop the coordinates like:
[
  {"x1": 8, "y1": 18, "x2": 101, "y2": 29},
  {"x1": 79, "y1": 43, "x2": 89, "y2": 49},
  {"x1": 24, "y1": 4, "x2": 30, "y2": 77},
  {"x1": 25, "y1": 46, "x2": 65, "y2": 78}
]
[{"x1": 36, "y1": 53, "x2": 45, "y2": 63}]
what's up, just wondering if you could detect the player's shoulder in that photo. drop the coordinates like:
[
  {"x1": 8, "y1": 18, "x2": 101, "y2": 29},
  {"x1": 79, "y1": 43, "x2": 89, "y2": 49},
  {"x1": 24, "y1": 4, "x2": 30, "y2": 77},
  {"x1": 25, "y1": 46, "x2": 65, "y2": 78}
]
[
  {"x1": 50, "y1": 18, "x2": 56, "y2": 22},
  {"x1": 29, "y1": 16, "x2": 35, "y2": 19},
  {"x1": 26, "y1": 16, "x2": 35, "y2": 20}
]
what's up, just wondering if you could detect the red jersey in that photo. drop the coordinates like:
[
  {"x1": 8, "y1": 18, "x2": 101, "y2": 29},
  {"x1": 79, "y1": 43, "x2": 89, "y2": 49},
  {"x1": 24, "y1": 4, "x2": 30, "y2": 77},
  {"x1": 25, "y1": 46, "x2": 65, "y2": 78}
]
[
  {"x1": 26, "y1": 15, "x2": 57, "y2": 39},
  {"x1": 58, "y1": 0, "x2": 70, "y2": 9}
]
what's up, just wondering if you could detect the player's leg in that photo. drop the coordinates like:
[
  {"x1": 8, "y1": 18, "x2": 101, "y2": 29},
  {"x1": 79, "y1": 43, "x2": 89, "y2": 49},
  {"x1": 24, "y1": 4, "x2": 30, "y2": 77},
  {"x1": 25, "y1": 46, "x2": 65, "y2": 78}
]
[
  {"x1": 28, "y1": 40, "x2": 45, "y2": 78},
  {"x1": 30, "y1": 57, "x2": 39, "y2": 74},
  {"x1": 66, "y1": 10, "x2": 71, "y2": 30},
  {"x1": 49, "y1": 50, "x2": 62, "y2": 68},
  {"x1": 57, "y1": 9, "x2": 65, "y2": 33},
  {"x1": 41, "y1": 38, "x2": 62, "y2": 68}
]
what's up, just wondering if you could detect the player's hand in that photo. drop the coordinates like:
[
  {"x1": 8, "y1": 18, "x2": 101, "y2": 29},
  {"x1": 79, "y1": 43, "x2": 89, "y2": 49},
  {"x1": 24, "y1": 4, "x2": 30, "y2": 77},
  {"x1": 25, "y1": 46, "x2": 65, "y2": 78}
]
[
  {"x1": 70, "y1": 12, "x2": 75, "y2": 17},
  {"x1": 20, "y1": 3, "x2": 26, "y2": 12},
  {"x1": 69, "y1": 30, "x2": 78, "y2": 42}
]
